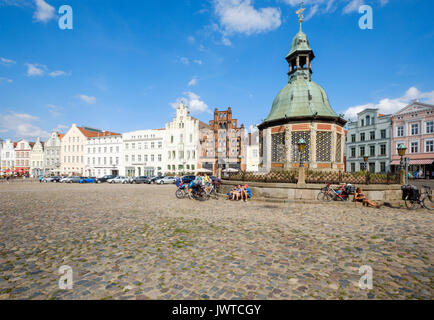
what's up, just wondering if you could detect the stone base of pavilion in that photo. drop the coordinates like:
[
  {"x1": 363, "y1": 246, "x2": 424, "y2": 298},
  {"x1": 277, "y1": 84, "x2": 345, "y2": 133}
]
[{"x1": 220, "y1": 180, "x2": 402, "y2": 202}]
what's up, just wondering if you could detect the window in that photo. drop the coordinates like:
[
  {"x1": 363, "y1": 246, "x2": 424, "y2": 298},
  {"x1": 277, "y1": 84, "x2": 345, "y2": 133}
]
[
  {"x1": 411, "y1": 141, "x2": 419, "y2": 153},
  {"x1": 158, "y1": 154, "x2": 162, "y2": 162},
  {"x1": 380, "y1": 144, "x2": 386, "y2": 156},
  {"x1": 151, "y1": 142, "x2": 155, "y2": 149},
  {"x1": 171, "y1": 136, "x2": 174, "y2": 143},
  {"x1": 426, "y1": 121, "x2": 434, "y2": 134},
  {"x1": 370, "y1": 131, "x2": 375, "y2": 140},
  {"x1": 397, "y1": 126, "x2": 404, "y2": 137},
  {"x1": 359, "y1": 146, "x2": 365, "y2": 157},
  {"x1": 380, "y1": 162, "x2": 386, "y2": 173},
  {"x1": 151, "y1": 155, "x2": 154, "y2": 162},
  {"x1": 411, "y1": 123, "x2": 419, "y2": 135},
  {"x1": 351, "y1": 147, "x2": 356, "y2": 158},
  {"x1": 380, "y1": 129, "x2": 386, "y2": 139},
  {"x1": 351, "y1": 163, "x2": 355, "y2": 172},
  {"x1": 370, "y1": 145, "x2": 375, "y2": 157},
  {"x1": 158, "y1": 142, "x2": 162, "y2": 149},
  {"x1": 361, "y1": 119, "x2": 364, "y2": 127},
  {"x1": 366, "y1": 116, "x2": 370, "y2": 126},
  {"x1": 426, "y1": 140, "x2": 434, "y2": 153},
  {"x1": 360, "y1": 133, "x2": 365, "y2": 141},
  {"x1": 189, "y1": 134, "x2": 193, "y2": 143},
  {"x1": 351, "y1": 134, "x2": 356, "y2": 143}
]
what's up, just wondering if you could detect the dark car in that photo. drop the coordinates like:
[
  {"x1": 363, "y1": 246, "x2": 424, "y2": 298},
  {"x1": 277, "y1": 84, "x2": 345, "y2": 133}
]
[
  {"x1": 147, "y1": 176, "x2": 164, "y2": 184},
  {"x1": 181, "y1": 175, "x2": 196, "y2": 184},
  {"x1": 132, "y1": 176, "x2": 149, "y2": 184},
  {"x1": 96, "y1": 175, "x2": 116, "y2": 183}
]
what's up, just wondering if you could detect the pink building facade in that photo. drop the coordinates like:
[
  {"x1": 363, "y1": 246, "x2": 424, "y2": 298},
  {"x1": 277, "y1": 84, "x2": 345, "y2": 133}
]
[{"x1": 391, "y1": 101, "x2": 434, "y2": 177}]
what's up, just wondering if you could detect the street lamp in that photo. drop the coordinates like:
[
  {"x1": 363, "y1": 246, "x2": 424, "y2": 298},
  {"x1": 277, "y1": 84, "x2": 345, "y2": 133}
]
[
  {"x1": 398, "y1": 144, "x2": 408, "y2": 184},
  {"x1": 363, "y1": 155, "x2": 369, "y2": 172},
  {"x1": 297, "y1": 138, "x2": 306, "y2": 168}
]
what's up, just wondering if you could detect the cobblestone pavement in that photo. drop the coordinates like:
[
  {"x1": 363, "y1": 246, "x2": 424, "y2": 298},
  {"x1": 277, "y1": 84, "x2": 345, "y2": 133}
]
[{"x1": 0, "y1": 183, "x2": 432, "y2": 300}]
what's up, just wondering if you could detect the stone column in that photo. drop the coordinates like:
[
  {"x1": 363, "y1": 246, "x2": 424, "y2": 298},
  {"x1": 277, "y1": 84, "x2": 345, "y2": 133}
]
[
  {"x1": 297, "y1": 167, "x2": 306, "y2": 185},
  {"x1": 310, "y1": 124, "x2": 316, "y2": 169},
  {"x1": 284, "y1": 126, "x2": 292, "y2": 170},
  {"x1": 265, "y1": 128, "x2": 272, "y2": 172}
]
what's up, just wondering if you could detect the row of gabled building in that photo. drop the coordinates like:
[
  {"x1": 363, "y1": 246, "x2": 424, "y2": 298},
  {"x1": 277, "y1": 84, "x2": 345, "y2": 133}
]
[
  {"x1": 0, "y1": 104, "x2": 260, "y2": 178},
  {"x1": 345, "y1": 100, "x2": 434, "y2": 177}
]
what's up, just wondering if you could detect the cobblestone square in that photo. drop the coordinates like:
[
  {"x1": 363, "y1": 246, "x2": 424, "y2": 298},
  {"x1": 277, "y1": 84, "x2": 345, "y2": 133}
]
[{"x1": 0, "y1": 183, "x2": 432, "y2": 300}]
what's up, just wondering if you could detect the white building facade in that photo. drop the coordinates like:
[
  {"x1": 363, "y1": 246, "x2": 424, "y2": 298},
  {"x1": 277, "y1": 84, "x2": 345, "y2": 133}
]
[
  {"x1": 30, "y1": 137, "x2": 45, "y2": 177},
  {"x1": 246, "y1": 130, "x2": 260, "y2": 172},
  {"x1": 164, "y1": 104, "x2": 203, "y2": 174},
  {"x1": 0, "y1": 139, "x2": 15, "y2": 175},
  {"x1": 86, "y1": 134, "x2": 124, "y2": 177},
  {"x1": 123, "y1": 129, "x2": 165, "y2": 177},
  {"x1": 44, "y1": 131, "x2": 63, "y2": 175},
  {"x1": 346, "y1": 109, "x2": 392, "y2": 173}
]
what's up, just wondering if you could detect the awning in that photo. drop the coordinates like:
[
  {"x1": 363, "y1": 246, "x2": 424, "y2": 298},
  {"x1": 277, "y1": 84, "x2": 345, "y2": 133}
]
[
  {"x1": 391, "y1": 160, "x2": 401, "y2": 165},
  {"x1": 409, "y1": 159, "x2": 434, "y2": 165}
]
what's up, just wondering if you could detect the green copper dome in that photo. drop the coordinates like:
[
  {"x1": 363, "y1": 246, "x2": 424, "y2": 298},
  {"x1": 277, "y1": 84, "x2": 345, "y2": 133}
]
[
  {"x1": 260, "y1": 26, "x2": 344, "y2": 127},
  {"x1": 286, "y1": 29, "x2": 311, "y2": 58},
  {"x1": 264, "y1": 79, "x2": 338, "y2": 122}
]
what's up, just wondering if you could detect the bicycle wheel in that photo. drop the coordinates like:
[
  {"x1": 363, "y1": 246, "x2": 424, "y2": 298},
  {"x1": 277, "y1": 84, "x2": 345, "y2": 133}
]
[
  {"x1": 422, "y1": 195, "x2": 434, "y2": 210},
  {"x1": 175, "y1": 189, "x2": 185, "y2": 199},
  {"x1": 405, "y1": 198, "x2": 419, "y2": 210}
]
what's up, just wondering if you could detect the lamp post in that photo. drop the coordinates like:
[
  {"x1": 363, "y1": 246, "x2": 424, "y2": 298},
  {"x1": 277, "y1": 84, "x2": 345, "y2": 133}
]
[
  {"x1": 297, "y1": 138, "x2": 306, "y2": 168},
  {"x1": 398, "y1": 144, "x2": 408, "y2": 184},
  {"x1": 363, "y1": 155, "x2": 369, "y2": 172}
]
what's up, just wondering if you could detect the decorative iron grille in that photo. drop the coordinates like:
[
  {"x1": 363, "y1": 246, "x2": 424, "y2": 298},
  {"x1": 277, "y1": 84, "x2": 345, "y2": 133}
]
[
  {"x1": 336, "y1": 133, "x2": 342, "y2": 162},
  {"x1": 271, "y1": 132, "x2": 285, "y2": 163},
  {"x1": 291, "y1": 131, "x2": 310, "y2": 163},
  {"x1": 316, "y1": 131, "x2": 331, "y2": 162}
]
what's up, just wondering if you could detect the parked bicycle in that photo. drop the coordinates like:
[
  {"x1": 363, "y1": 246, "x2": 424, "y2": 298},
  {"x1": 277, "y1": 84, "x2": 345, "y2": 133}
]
[
  {"x1": 317, "y1": 183, "x2": 354, "y2": 202},
  {"x1": 402, "y1": 185, "x2": 434, "y2": 210}
]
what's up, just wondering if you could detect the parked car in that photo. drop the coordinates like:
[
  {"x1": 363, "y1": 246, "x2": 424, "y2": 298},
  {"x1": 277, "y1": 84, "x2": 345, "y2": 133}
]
[
  {"x1": 80, "y1": 177, "x2": 96, "y2": 184},
  {"x1": 42, "y1": 176, "x2": 61, "y2": 183},
  {"x1": 181, "y1": 175, "x2": 196, "y2": 184},
  {"x1": 109, "y1": 176, "x2": 131, "y2": 184},
  {"x1": 61, "y1": 176, "x2": 81, "y2": 183},
  {"x1": 95, "y1": 175, "x2": 116, "y2": 184},
  {"x1": 131, "y1": 176, "x2": 149, "y2": 184},
  {"x1": 155, "y1": 176, "x2": 176, "y2": 184},
  {"x1": 145, "y1": 176, "x2": 164, "y2": 184}
]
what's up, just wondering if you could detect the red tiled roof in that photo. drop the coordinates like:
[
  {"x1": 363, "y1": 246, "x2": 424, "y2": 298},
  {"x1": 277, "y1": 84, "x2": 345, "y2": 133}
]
[
  {"x1": 78, "y1": 127, "x2": 120, "y2": 138},
  {"x1": 58, "y1": 133, "x2": 65, "y2": 140}
]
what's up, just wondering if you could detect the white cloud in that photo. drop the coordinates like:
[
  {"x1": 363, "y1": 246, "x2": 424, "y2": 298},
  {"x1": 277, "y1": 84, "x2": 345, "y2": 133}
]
[
  {"x1": 342, "y1": 0, "x2": 364, "y2": 14},
  {"x1": 344, "y1": 87, "x2": 434, "y2": 120},
  {"x1": 214, "y1": 0, "x2": 281, "y2": 42},
  {"x1": 0, "y1": 57, "x2": 16, "y2": 66},
  {"x1": 78, "y1": 94, "x2": 97, "y2": 104},
  {"x1": 0, "y1": 77, "x2": 13, "y2": 83},
  {"x1": 188, "y1": 76, "x2": 198, "y2": 87},
  {"x1": 170, "y1": 91, "x2": 210, "y2": 114},
  {"x1": 33, "y1": 0, "x2": 56, "y2": 23},
  {"x1": 194, "y1": 59, "x2": 203, "y2": 65},
  {"x1": 47, "y1": 104, "x2": 61, "y2": 117},
  {"x1": 187, "y1": 36, "x2": 195, "y2": 44},
  {"x1": 25, "y1": 63, "x2": 46, "y2": 76},
  {"x1": 180, "y1": 57, "x2": 190, "y2": 65},
  {"x1": 49, "y1": 70, "x2": 68, "y2": 77},
  {"x1": 0, "y1": 111, "x2": 50, "y2": 139}
]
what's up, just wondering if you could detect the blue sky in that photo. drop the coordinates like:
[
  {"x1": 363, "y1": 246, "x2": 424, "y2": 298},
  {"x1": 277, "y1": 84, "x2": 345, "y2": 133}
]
[{"x1": 0, "y1": 0, "x2": 433, "y2": 140}]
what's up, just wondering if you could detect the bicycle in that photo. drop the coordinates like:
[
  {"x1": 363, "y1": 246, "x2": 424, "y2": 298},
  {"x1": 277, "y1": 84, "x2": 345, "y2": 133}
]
[
  {"x1": 404, "y1": 185, "x2": 434, "y2": 210},
  {"x1": 317, "y1": 183, "x2": 350, "y2": 202},
  {"x1": 204, "y1": 183, "x2": 218, "y2": 200}
]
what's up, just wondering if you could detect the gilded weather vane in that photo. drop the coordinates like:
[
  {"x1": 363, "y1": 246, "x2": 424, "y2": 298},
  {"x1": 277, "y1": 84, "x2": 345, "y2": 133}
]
[{"x1": 296, "y1": 1, "x2": 305, "y2": 28}]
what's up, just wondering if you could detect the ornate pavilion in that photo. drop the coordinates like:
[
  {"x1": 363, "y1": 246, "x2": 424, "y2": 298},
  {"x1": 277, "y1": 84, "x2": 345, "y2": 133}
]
[{"x1": 258, "y1": 11, "x2": 346, "y2": 172}]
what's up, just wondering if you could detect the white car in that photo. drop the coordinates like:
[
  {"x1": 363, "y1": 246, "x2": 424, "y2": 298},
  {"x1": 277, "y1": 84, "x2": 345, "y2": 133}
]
[
  {"x1": 109, "y1": 176, "x2": 131, "y2": 184},
  {"x1": 155, "y1": 176, "x2": 176, "y2": 184}
]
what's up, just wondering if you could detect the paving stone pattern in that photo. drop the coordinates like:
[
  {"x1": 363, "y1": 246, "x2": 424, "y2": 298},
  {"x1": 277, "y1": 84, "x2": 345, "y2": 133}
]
[{"x1": 0, "y1": 183, "x2": 432, "y2": 300}]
